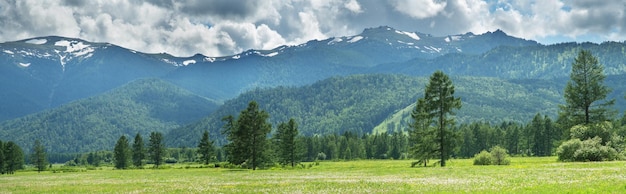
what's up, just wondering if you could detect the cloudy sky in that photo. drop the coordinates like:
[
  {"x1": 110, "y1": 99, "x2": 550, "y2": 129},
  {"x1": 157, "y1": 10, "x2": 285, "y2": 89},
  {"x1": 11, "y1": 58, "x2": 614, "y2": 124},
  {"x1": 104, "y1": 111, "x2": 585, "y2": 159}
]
[{"x1": 1, "y1": 0, "x2": 624, "y2": 57}]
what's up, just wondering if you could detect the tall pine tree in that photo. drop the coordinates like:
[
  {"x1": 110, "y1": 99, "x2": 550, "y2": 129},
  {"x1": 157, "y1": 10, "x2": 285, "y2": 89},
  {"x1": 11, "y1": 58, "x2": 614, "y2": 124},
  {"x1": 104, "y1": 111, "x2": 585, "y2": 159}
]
[
  {"x1": 31, "y1": 140, "x2": 47, "y2": 173},
  {"x1": 132, "y1": 133, "x2": 145, "y2": 168},
  {"x1": 3, "y1": 141, "x2": 24, "y2": 174},
  {"x1": 113, "y1": 135, "x2": 131, "y2": 169},
  {"x1": 558, "y1": 50, "x2": 614, "y2": 132},
  {"x1": 412, "y1": 71, "x2": 461, "y2": 167},
  {"x1": 148, "y1": 132, "x2": 166, "y2": 168},
  {"x1": 223, "y1": 101, "x2": 272, "y2": 170},
  {"x1": 197, "y1": 130, "x2": 215, "y2": 165},
  {"x1": 275, "y1": 118, "x2": 301, "y2": 167}
]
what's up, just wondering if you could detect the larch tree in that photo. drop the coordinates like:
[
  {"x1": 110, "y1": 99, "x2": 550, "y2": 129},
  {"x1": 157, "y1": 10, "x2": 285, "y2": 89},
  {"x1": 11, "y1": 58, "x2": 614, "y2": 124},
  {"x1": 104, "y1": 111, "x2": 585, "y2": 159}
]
[
  {"x1": 409, "y1": 98, "x2": 438, "y2": 167},
  {"x1": 113, "y1": 135, "x2": 131, "y2": 169},
  {"x1": 275, "y1": 118, "x2": 301, "y2": 167},
  {"x1": 148, "y1": 132, "x2": 166, "y2": 168},
  {"x1": 3, "y1": 141, "x2": 24, "y2": 174},
  {"x1": 223, "y1": 101, "x2": 272, "y2": 170},
  {"x1": 132, "y1": 133, "x2": 145, "y2": 168},
  {"x1": 558, "y1": 50, "x2": 614, "y2": 132},
  {"x1": 31, "y1": 140, "x2": 48, "y2": 173},
  {"x1": 197, "y1": 130, "x2": 215, "y2": 165},
  {"x1": 412, "y1": 71, "x2": 461, "y2": 167}
]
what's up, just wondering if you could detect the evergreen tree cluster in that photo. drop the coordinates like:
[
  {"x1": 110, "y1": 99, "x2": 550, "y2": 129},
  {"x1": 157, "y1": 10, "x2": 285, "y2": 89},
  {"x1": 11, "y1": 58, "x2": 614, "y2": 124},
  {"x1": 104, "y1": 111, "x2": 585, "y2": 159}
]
[{"x1": 0, "y1": 140, "x2": 24, "y2": 174}]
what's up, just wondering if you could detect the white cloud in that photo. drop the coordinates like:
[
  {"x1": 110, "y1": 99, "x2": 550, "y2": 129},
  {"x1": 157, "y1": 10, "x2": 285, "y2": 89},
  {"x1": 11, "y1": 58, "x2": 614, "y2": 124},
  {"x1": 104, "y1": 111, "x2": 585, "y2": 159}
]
[
  {"x1": 390, "y1": 0, "x2": 447, "y2": 19},
  {"x1": 0, "y1": 0, "x2": 624, "y2": 57}
]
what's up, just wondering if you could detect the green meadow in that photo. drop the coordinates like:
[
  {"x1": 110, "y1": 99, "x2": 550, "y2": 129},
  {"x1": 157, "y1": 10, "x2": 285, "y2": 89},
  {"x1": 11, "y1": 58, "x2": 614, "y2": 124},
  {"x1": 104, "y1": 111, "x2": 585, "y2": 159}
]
[{"x1": 2, "y1": 157, "x2": 625, "y2": 193}]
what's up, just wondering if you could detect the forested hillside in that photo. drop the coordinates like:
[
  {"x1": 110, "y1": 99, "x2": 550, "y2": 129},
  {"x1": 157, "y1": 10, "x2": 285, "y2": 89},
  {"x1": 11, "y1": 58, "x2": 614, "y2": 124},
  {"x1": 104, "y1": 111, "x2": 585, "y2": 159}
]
[
  {"x1": 164, "y1": 74, "x2": 582, "y2": 148},
  {"x1": 0, "y1": 78, "x2": 218, "y2": 153}
]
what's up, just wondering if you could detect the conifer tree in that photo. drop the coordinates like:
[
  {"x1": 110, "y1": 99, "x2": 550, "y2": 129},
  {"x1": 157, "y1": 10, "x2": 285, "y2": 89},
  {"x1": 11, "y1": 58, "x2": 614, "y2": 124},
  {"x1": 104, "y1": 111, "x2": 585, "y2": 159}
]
[
  {"x1": 223, "y1": 101, "x2": 272, "y2": 170},
  {"x1": 31, "y1": 140, "x2": 48, "y2": 173},
  {"x1": 114, "y1": 135, "x2": 131, "y2": 169},
  {"x1": 275, "y1": 118, "x2": 301, "y2": 167},
  {"x1": 410, "y1": 71, "x2": 461, "y2": 167},
  {"x1": 197, "y1": 130, "x2": 215, "y2": 165},
  {"x1": 132, "y1": 133, "x2": 145, "y2": 168},
  {"x1": 558, "y1": 50, "x2": 614, "y2": 131},
  {"x1": 148, "y1": 132, "x2": 166, "y2": 168},
  {"x1": 3, "y1": 141, "x2": 24, "y2": 174}
]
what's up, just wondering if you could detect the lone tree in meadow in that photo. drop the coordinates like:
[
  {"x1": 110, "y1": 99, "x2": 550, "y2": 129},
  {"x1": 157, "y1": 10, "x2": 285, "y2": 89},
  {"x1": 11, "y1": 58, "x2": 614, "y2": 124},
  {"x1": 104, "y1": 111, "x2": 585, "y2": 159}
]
[
  {"x1": 148, "y1": 132, "x2": 166, "y2": 168},
  {"x1": 223, "y1": 101, "x2": 272, "y2": 170},
  {"x1": 132, "y1": 133, "x2": 145, "y2": 168},
  {"x1": 31, "y1": 140, "x2": 48, "y2": 173},
  {"x1": 274, "y1": 118, "x2": 301, "y2": 167},
  {"x1": 113, "y1": 135, "x2": 131, "y2": 169},
  {"x1": 197, "y1": 130, "x2": 215, "y2": 165},
  {"x1": 410, "y1": 71, "x2": 461, "y2": 167},
  {"x1": 558, "y1": 50, "x2": 614, "y2": 131}
]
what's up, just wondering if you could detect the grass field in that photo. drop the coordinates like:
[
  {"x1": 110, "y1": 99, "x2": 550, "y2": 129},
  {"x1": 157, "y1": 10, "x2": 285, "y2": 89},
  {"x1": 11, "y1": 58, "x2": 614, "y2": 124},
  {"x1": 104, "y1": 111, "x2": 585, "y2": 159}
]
[{"x1": 1, "y1": 157, "x2": 625, "y2": 193}]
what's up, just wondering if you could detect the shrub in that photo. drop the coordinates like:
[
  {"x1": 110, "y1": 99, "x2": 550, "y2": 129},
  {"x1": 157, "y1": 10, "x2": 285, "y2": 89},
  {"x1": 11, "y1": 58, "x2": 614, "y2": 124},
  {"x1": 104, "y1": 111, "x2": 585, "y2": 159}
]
[
  {"x1": 556, "y1": 139, "x2": 582, "y2": 162},
  {"x1": 473, "y1": 151, "x2": 492, "y2": 165},
  {"x1": 490, "y1": 146, "x2": 511, "y2": 165},
  {"x1": 557, "y1": 137, "x2": 619, "y2": 162}
]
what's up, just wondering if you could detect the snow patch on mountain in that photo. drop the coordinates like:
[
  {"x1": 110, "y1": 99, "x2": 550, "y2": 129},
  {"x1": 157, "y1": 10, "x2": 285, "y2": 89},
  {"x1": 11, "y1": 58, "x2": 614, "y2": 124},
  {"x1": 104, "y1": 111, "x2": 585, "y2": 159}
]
[
  {"x1": 232, "y1": 55, "x2": 241, "y2": 59},
  {"x1": 19, "y1": 62, "x2": 30, "y2": 67},
  {"x1": 4, "y1": 50, "x2": 14, "y2": 55},
  {"x1": 445, "y1": 36, "x2": 462, "y2": 43},
  {"x1": 25, "y1": 39, "x2": 47, "y2": 45},
  {"x1": 395, "y1": 30, "x2": 420, "y2": 41},
  {"x1": 204, "y1": 57, "x2": 216, "y2": 62},
  {"x1": 328, "y1": 37, "x2": 343, "y2": 45},
  {"x1": 262, "y1": 52, "x2": 278, "y2": 57},
  {"x1": 348, "y1": 36, "x2": 363, "y2": 43},
  {"x1": 182, "y1": 60, "x2": 196, "y2": 66},
  {"x1": 55, "y1": 40, "x2": 95, "y2": 57}
]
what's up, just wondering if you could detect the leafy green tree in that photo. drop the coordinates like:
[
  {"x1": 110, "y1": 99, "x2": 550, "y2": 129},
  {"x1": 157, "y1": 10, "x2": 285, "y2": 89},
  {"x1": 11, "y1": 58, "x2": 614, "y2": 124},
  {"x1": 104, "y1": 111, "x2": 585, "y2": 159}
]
[
  {"x1": 148, "y1": 132, "x2": 166, "y2": 168},
  {"x1": 197, "y1": 130, "x2": 215, "y2": 165},
  {"x1": 489, "y1": 146, "x2": 511, "y2": 165},
  {"x1": 3, "y1": 141, "x2": 24, "y2": 174},
  {"x1": 132, "y1": 133, "x2": 145, "y2": 168},
  {"x1": 114, "y1": 135, "x2": 131, "y2": 169},
  {"x1": 558, "y1": 50, "x2": 614, "y2": 131},
  {"x1": 223, "y1": 101, "x2": 272, "y2": 170},
  {"x1": 31, "y1": 140, "x2": 48, "y2": 173},
  {"x1": 415, "y1": 71, "x2": 462, "y2": 167},
  {"x1": 274, "y1": 118, "x2": 301, "y2": 167}
]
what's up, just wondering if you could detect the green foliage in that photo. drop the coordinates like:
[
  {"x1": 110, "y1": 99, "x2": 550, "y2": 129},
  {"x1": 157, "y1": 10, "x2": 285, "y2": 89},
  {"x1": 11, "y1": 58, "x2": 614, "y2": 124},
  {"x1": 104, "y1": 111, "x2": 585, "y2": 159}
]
[
  {"x1": 557, "y1": 137, "x2": 621, "y2": 162},
  {"x1": 114, "y1": 135, "x2": 131, "y2": 169},
  {"x1": 223, "y1": 101, "x2": 273, "y2": 170},
  {"x1": 30, "y1": 140, "x2": 47, "y2": 173},
  {"x1": 197, "y1": 131, "x2": 215, "y2": 165},
  {"x1": 132, "y1": 133, "x2": 145, "y2": 168},
  {"x1": 420, "y1": 71, "x2": 461, "y2": 167},
  {"x1": 473, "y1": 151, "x2": 492, "y2": 165},
  {"x1": 490, "y1": 146, "x2": 511, "y2": 165},
  {"x1": 274, "y1": 119, "x2": 302, "y2": 167},
  {"x1": 558, "y1": 50, "x2": 615, "y2": 131},
  {"x1": 148, "y1": 132, "x2": 166, "y2": 168},
  {"x1": 3, "y1": 141, "x2": 24, "y2": 174},
  {"x1": 0, "y1": 78, "x2": 219, "y2": 153},
  {"x1": 473, "y1": 146, "x2": 510, "y2": 165},
  {"x1": 569, "y1": 122, "x2": 613, "y2": 145}
]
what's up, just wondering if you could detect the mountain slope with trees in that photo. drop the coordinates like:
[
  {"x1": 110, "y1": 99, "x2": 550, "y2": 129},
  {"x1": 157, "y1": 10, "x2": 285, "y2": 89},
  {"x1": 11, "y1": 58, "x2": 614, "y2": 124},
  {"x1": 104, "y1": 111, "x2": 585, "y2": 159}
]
[{"x1": 0, "y1": 78, "x2": 219, "y2": 153}]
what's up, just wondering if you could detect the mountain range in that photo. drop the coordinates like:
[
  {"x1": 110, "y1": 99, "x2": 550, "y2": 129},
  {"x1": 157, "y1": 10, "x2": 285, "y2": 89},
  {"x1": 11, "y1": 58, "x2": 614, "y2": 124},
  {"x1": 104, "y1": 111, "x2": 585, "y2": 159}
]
[{"x1": 1, "y1": 26, "x2": 625, "y2": 153}]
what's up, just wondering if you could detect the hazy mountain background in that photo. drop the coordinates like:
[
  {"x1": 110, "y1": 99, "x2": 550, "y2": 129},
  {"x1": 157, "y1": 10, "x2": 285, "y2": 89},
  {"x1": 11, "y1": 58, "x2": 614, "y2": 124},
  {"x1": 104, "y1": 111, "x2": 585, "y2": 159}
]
[{"x1": 1, "y1": 26, "x2": 625, "y2": 153}]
